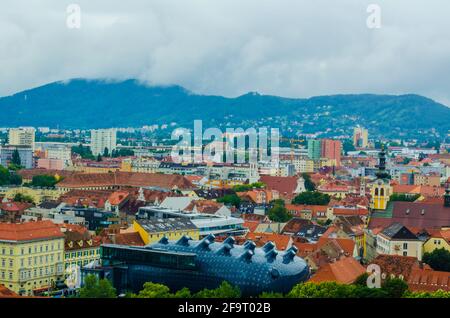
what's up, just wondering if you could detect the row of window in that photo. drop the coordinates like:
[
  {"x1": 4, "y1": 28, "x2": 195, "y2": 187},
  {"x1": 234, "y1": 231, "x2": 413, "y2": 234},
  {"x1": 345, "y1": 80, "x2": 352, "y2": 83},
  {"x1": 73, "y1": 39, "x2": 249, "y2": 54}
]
[
  {"x1": 65, "y1": 249, "x2": 100, "y2": 260},
  {"x1": 0, "y1": 253, "x2": 62, "y2": 268},
  {"x1": 0, "y1": 242, "x2": 62, "y2": 256}
]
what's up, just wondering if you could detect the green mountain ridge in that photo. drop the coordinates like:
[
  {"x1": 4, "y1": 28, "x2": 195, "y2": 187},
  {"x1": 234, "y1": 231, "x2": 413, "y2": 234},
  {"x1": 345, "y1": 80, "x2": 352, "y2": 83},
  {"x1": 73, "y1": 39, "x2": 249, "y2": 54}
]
[{"x1": 0, "y1": 79, "x2": 449, "y2": 139}]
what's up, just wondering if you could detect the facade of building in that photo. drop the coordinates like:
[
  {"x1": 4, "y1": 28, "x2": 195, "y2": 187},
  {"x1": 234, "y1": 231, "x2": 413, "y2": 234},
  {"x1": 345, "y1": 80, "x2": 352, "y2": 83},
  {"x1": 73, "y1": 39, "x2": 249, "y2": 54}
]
[
  {"x1": 307, "y1": 139, "x2": 321, "y2": 161},
  {"x1": 83, "y1": 235, "x2": 310, "y2": 296},
  {"x1": 320, "y1": 139, "x2": 342, "y2": 167},
  {"x1": 133, "y1": 219, "x2": 200, "y2": 245},
  {"x1": 0, "y1": 221, "x2": 65, "y2": 296},
  {"x1": 353, "y1": 126, "x2": 368, "y2": 148},
  {"x1": 376, "y1": 223, "x2": 423, "y2": 260},
  {"x1": 8, "y1": 127, "x2": 36, "y2": 150},
  {"x1": 90, "y1": 129, "x2": 117, "y2": 156},
  {"x1": 0, "y1": 145, "x2": 33, "y2": 169}
]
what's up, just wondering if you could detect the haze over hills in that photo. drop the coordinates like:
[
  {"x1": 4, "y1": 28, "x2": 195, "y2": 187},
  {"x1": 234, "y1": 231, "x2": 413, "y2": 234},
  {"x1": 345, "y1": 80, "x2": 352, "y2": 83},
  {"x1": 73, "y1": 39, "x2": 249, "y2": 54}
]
[{"x1": 0, "y1": 79, "x2": 449, "y2": 139}]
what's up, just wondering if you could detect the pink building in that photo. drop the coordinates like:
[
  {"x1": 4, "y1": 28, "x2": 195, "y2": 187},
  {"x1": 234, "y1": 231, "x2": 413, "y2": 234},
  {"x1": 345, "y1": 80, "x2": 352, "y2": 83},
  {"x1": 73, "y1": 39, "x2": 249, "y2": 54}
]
[
  {"x1": 321, "y1": 139, "x2": 342, "y2": 167},
  {"x1": 37, "y1": 158, "x2": 64, "y2": 170}
]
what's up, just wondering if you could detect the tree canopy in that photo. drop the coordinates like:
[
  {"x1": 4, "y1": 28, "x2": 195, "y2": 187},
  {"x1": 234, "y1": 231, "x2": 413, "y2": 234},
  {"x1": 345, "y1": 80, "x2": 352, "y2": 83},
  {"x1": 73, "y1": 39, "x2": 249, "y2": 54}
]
[
  {"x1": 423, "y1": 248, "x2": 450, "y2": 272},
  {"x1": 292, "y1": 191, "x2": 331, "y2": 206},
  {"x1": 78, "y1": 275, "x2": 116, "y2": 298},
  {"x1": 268, "y1": 200, "x2": 292, "y2": 222}
]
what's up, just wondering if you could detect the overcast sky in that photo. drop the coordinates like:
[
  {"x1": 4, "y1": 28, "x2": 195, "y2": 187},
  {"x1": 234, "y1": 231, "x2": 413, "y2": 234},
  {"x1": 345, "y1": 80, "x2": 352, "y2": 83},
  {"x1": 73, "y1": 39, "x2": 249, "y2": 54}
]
[{"x1": 1, "y1": 0, "x2": 450, "y2": 105}]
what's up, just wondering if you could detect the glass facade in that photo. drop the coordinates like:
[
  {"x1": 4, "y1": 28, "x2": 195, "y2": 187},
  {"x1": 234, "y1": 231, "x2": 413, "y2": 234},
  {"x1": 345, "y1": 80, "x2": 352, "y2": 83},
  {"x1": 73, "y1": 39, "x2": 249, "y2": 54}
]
[{"x1": 92, "y1": 236, "x2": 310, "y2": 296}]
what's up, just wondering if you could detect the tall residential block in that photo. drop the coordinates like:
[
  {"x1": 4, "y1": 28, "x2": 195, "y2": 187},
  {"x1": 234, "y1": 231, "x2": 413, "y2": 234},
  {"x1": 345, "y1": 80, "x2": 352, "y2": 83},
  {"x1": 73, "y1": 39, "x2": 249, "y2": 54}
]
[
  {"x1": 90, "y1": 129, "x2": 117, "y2": 156},
  {"x1": 320, "y1": 139, "x2": 342, "y2": 167},
  {"x1": 307, "y1": 139, "x2": 321, "y2": 161},
  {"x1": 8, "y1": 127, "x2": 36, "y2": 150},
  {"x1": 353, "y1": 126, "x2": 368, "y2": 148}
]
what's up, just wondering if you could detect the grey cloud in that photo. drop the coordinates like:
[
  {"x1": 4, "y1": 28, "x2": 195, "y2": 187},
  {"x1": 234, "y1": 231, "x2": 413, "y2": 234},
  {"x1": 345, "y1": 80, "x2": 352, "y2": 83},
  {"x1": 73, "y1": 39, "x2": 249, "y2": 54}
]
[{"x1": 0, "y1": 0, "x2": 449, "y2": 106}]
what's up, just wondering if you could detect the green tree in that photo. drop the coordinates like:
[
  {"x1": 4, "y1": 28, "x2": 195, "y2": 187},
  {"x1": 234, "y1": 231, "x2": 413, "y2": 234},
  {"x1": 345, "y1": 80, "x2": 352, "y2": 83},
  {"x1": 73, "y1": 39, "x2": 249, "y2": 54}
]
[
  {"x1": 78, "y1": 275, "x2": 116, "y2": 298},
  {"x1": 287, "y1": 282, "x2": 357, "y2": 298},
  {"x1": 0, "y1": 165, "x2": 22, "y2": 186},
  {"x1": 292, "y1": 191, "x2": 330, "y2": 205},
  {"x1": 259, "y1": 292, "x2": 284, "y2": 298},
  {"x1": 268, "y1": 200, "x2": 292, "y2": 222},
  {"x1": 381, "y1": 278, "x2": 409, "y2": 298},
  {"x1": 135, "y1": 282, "x2": 172, "y2": 298},
  {"x1": 103, "y1": 147, "x2": 109, "y2": 157},
  {"x1": 302, "y1": 173, "x2": 316, "y2": 191},
  {"x1": 194, "y1": 281, "x2": 241, "y2": 298},
  {"x1": 404, "y1": 290, "x2": 450, "y2": 298},
  {"x1": 217, "y1": 194, "x2": 241, "y2": 208},
  {"x1": 30, "y1": 175, "x2": 58, "y2": 188},
  {"x1": 422, "y1": 248, "x2": 450, "y2": 272},
  {"x1": 96, "y1": 154, "x2": 103, "y2": 162},
  {"x1": 389, "y1": 193, "x2": 420, "y2": 202},
  {"x1": 11, "y1": 148, "x2": 21, "y2": 166},
  {"x1": 71, "y1": 144, "x2": 95, "y2": 160},
  {"x1": 13, "y1": 193, "x2": 34, "y2": 204},
  {"x1": 232, "y1": 182, "x2": 265, "y2": 192}
]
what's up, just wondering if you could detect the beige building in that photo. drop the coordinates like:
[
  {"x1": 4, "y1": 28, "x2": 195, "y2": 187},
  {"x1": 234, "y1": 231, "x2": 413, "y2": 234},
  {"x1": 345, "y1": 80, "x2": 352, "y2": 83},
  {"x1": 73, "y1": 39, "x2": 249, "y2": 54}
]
[
  {"x1": 8, "y1": 127, "x2": 36, "y2": 150},
  {"x1": 353, "y1": 126, "x2": 368, "y2": 148},
  {"x1": 90, "y1": 129, "x2": 117, "y2": 156},
  {"x1": 376, "y1": 222, "x2": 423, "y2": 260}
]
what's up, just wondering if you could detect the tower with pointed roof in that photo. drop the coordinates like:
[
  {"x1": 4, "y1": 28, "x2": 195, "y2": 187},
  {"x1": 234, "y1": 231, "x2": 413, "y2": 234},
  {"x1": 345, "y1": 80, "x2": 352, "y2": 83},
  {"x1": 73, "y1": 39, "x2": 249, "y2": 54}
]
[{"x1": 370, "y1": 145, "x2": 392, "y2": 210}]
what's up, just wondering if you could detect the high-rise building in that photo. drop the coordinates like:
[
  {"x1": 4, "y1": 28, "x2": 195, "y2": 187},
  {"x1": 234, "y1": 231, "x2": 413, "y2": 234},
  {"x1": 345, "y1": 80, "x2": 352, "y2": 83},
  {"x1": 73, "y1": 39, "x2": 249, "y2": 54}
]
[
  {"x1": 353, "y1": 126, "x2": 368, "y2": 148},
  {"x1": 320, "y1": 139, "x2": 342, "y2": 167},
  {"x1": 307, "y1": 139, "x2": 321, "y2": 161},
  {"x1": 8, "y1": 127, "x2": 36, "y2": 150},
  {"x1": 90, "y1": 129, "x2": 117, "y2": 156}
]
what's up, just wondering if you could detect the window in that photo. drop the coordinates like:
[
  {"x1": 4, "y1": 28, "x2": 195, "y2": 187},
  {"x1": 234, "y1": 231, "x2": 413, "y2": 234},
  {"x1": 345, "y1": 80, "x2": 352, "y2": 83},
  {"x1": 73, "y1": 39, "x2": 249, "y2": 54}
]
[
  {"x1": 403, "y1": 243, "x2": 408, "y2": 250},
  {"x1": 403, "y1": 251, "x2": 408, "y2": 256}
]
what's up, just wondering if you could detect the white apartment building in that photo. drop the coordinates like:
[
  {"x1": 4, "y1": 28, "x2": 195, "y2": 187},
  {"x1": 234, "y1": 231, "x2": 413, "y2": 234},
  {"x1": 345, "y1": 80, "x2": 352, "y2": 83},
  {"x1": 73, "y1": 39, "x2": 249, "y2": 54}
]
[{"x1": 90, "y1": 129, "x2": 117, "y2": 156}]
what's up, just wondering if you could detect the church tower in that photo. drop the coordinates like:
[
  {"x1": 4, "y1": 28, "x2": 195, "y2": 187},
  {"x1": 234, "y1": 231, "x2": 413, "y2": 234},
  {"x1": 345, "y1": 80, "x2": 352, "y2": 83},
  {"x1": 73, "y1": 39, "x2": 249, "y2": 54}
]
[{"x1": 370, "y1": 146, "x2": 392, "y2": 210}]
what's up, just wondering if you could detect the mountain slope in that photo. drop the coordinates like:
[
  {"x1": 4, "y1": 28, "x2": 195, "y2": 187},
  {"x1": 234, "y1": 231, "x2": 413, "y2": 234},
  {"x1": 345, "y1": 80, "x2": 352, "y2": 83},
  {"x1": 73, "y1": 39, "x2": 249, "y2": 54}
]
[{"x1": 0, "y1": 79, "x2": 449, "y2": 138}]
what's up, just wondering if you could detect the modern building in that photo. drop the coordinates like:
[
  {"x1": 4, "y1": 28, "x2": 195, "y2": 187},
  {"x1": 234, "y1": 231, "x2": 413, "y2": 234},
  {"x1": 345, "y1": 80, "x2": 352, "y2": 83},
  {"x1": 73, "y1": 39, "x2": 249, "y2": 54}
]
[
  {"x1": 133, "y1": 218, "x2": 200, "y2": 245},
  {"x1": 320, "y1": 139, "x2": 342, "y2": 167},
  {"x1": 353, "y1": 126, "x2": 368, "y2": 148},
  {"x1": 8, "y1": 127, "x2": 36, "y2": 150},
  {"x1": 136, "y1": 206, "x2": 247, "y2": 237},
  {"x1": 82, "y1": 235, "x2": 310, "y2": 296},
  {"x1": 0, "y1": 221, "x2": 65, "y2": 296},
  {"x1": 90, "y1": 129, "x2": 117, "y2": 156},
  {"x1": 0, "y1": 145, "x2": 34, "y2": 169},
  {"x1": 307, "y1": 139, "x2": 321, "y2": 161}
]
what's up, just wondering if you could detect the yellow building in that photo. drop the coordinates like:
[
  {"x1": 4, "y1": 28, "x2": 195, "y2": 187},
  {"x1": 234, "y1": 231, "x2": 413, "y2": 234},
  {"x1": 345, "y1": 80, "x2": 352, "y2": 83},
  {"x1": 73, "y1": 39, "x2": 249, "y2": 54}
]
[
  {"x1": 0, "y1": 221, "x2": 65, "y2": 296},
  {"x1": 423, "y1": 230, "x2": 450, "y2": 254},
  {"x1": 64, "y1": 239, "x2": 101, "y2": 270},
  {"x1": 369, "y1": 180, "x2": 392, "y2": 210},
  {"x1": 2, "y1": 187, "x2": 64, "y2": 205},
  {"x1": 133, "y1": 219, "x2": 199, "y2": 245}
]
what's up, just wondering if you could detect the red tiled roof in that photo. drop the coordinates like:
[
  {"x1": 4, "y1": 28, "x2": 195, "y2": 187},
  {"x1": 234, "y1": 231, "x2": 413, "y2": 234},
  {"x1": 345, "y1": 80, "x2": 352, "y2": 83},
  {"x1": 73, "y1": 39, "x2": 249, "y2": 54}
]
[
  {"x1": 114, "y1": 232, "x2": 145, "y2": 246},
  {"x1": 0, "y1": 202, "x2": 32, "y2": 212},
  {"x1": 408, "y1": 268, "x2": 450, "y2": 292},
  {"x1": 0, "y1": 285, "x2": 19, "y2": 298},
  {"x1": 243, "y1": 221, "x2": 260, "y2": 233},
  {"x1": 57, "y1": 172, "x2": 194, "y2": 190},
  {"x1": 310, "y1": 257, "x2": 365, "y2": 284},
  {"x1": 0, "y1": 221, "x2": 64, "y2": 241},
  {"x1": 333, "y1": 207, "x2": 368, "y2": 217},
  {"x1": 246, "y1": 232, "x2": 292, "y2": 250},
  {"x1": 259, "y1": 175, "x2": 298, "y2": 197}
]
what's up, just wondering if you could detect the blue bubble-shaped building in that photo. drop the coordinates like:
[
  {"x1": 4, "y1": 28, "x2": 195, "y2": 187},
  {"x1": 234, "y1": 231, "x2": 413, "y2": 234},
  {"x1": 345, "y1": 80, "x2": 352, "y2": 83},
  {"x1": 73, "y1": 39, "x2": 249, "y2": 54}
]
[{"x1": 95, "y1": 234, "x2": 310, "y2": 296}]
